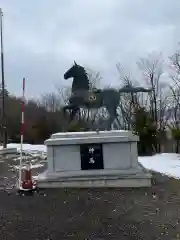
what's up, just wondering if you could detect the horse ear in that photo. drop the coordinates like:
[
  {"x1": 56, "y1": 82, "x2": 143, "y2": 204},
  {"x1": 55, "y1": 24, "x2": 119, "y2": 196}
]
[{"x1": 74, "y1": 61, "x2": 77, "y2": 66}]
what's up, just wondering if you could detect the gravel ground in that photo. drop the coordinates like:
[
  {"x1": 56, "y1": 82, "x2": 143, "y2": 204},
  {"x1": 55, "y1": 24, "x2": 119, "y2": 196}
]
[{"x1": 0, "y1": 155, "x2": 180, "y2": 239}]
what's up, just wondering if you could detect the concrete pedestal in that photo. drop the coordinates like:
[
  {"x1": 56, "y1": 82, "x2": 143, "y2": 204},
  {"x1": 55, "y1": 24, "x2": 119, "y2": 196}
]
[{"x1": 36, "y1": 130, "x2": 151, "y2": 188}]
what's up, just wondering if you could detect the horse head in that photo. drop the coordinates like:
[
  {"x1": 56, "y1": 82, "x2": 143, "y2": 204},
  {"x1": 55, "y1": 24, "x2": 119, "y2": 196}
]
[
  {"x1": 64, "y1": 61, "x2": 79, "y2": 80},
  {"x1": 64, "y1": 61, "x2": 89, "y2": 91}
]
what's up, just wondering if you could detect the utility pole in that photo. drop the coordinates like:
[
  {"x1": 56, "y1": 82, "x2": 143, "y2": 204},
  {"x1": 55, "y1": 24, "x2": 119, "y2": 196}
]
[{"x1": 0, "y1": 8, "x2": 7, "y2": 148}]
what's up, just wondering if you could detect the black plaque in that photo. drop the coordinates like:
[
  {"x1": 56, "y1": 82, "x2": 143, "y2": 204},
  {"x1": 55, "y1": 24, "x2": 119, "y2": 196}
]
[{"x1": 80, "y1": 144, "x2": 104, "y2": 170}]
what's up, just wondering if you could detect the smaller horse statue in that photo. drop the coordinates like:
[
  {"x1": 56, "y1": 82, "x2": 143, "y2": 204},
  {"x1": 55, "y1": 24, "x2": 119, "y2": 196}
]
[{"x1": 63, "y1": 61, "x2": 152, "y2": 130}]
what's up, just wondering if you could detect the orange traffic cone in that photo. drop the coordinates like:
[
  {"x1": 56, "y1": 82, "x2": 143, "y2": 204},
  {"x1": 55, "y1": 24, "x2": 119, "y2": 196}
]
[
  {"x1": 20, "y1": 166, "x2": 36, "y2": 191},
  {"x1": 21, "y1": 168, "x2": 33, "y2": 190}
]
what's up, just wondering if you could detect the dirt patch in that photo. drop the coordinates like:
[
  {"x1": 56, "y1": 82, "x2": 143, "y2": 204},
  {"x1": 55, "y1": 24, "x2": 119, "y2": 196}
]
[{"x1": 0, "y1": 172, "x2": 179, "y2": 239}]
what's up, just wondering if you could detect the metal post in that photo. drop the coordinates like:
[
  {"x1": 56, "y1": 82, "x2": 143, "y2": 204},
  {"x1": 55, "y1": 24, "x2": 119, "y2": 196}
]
[
  {"x1": 19, "y1": 78, "x2": 25, "y2": 188},
  {"x1": 0, "y1": 8, "x2": 7, "y2": 148}
]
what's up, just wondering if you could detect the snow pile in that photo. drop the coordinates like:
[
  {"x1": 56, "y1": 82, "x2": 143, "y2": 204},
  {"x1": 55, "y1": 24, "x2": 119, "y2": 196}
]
[
  {"x1": 139, "y1": 153, "x2": 180, "y2": 179},
  {"x1": 0, "y1": 143, "x2": 47, "y2": 170},
  {"x1": 7, "y1": 143, "x2": 46, "y2": 153},
  {"x1": 14, "y1": 163, "x2": 44, "y2": 170}
]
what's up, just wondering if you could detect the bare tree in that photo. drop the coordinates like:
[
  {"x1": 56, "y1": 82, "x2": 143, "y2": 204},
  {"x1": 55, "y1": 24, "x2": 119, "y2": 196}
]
[
  {"x1": 137, "y1": 53, "x2": 170, "y2": 152},
  {"x1": 170, "y1": 48, "x2": 180, "y2": 111},
  {"x1": 137, "y1": 53, "x2": 164, "y2": 124},
  {"x1": 168, "y1": 49, "x2": 180, "y2": 152},
  {"x1": 86, "y1": 68, "x2": 102, "y2": 90},
  {"x1": 56, "y1": 86, "x2": 71, "y2": 105},
  {"x1": 116, "y1": 63, "x2": 145, "y2": 130},
  {"x1": 170, "y1": 49, "x2": 180, "y2": 87},
  {"x1": 40, "y1": 92, "x2": 62, "y2": 112}
]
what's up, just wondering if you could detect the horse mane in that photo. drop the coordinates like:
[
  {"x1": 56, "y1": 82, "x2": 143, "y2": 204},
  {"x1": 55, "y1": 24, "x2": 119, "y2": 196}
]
[
  {"x1": 76, "y1": 65, "x2": 89, "y2": 89},
  {"x1": 78, "y1": 65, "x2": 88, "y2": 79}
]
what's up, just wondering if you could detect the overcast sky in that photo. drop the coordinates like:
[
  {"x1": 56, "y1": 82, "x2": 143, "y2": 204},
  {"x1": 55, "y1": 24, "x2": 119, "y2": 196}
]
[{"x1": 1, "y1": 0, "x2": 180, "y2": 98}]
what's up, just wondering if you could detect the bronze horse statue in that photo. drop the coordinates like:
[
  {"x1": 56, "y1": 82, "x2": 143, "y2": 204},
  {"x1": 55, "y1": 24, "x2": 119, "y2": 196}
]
[{"x1": 63, "y1": 61, "x2": 152, "y2": 130}]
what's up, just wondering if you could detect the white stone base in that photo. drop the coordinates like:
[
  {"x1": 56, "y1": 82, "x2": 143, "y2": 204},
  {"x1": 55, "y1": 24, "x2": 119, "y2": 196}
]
[
  {"x1": 38, "y1": 130, "x2": 152, "y2": 188},
  {"x1": 0, "y1": 147, "x2": 17, "y2": 155},
  {"x1": 36, "y1": 165, "x2": 152, "y2": 188}
]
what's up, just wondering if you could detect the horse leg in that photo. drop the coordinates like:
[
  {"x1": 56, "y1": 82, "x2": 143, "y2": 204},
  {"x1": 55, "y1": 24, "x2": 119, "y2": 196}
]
[
  {"x1": 63, "y1": 105, "x2": 71, "y2": 116},
  {"x1": 63, "y1": 104, "x2": 76, "y2": 122},
  {"x1": 106, "y1": 114, "x2": 116, "y2": 130},
  {"x1": 115, "y1": 112, "x2": 123, "y2": 129},
  {"x1": 69, "y1": 107, "x2": 79, "y2": 122},
  {"x1": 109, "y1": 114, "x2": 117, "y2": 130},
  {"x1": 106, "y1": 107, "x2": 117, "y2": 130}
]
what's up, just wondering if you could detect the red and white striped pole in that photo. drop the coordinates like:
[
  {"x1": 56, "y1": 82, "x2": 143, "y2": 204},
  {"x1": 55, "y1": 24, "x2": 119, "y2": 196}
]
[{"x1": 18, "y1": 77, "x2": 25, "y2": 188}]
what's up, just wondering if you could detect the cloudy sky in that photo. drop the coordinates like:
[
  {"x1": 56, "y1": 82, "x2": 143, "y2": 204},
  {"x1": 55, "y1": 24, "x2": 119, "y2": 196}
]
[{"x1": 1, "y1": 0, "x2": 180, "y2": 98}]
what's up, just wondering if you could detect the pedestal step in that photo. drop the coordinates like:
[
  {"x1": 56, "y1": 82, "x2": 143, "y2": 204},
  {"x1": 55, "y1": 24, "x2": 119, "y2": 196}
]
[{"x1": 36, "y1": 167, "x2": 151, "y2": 188}]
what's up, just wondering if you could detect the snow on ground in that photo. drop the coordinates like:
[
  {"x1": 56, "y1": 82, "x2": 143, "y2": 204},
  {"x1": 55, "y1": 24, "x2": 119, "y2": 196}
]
[
  {"x1": 139, "y1": 153, "x2": 180, "y2": 179},
  {"x1": 6, "y1": 143, "x2": 46, "y2": 153},
  {"x1": 14, "y1": 163, "x2": 44, "y2": 170},
  {"x1": 1, "y1": 143, "x2": 180, "y2": 180},
  {"x1": 0, "y1": 143, "x2": 47, "y2": 170}
]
